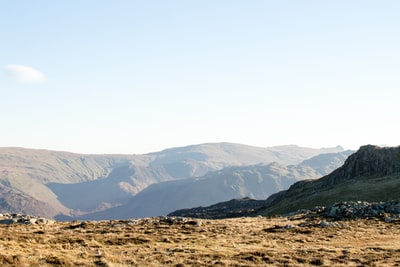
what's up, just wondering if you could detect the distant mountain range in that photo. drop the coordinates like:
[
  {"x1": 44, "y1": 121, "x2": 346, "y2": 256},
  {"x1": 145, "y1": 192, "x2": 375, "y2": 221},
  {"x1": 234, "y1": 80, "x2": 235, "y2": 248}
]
[
  {"x1": 170, "y1": 145, "x2": 400, "y2": 219},
  {"x1": 81, "y1": 151, "x2": 352, "y2": 220},
  {"x1": 0, "y1": 143, "x2": 347, "y2": 219}
]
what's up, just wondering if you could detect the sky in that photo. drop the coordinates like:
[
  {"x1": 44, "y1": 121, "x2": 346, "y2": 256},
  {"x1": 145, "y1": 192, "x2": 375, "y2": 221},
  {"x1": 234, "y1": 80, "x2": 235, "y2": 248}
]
[{"x1": 1, "y1": 1, "x2": 399, "y2": 154}]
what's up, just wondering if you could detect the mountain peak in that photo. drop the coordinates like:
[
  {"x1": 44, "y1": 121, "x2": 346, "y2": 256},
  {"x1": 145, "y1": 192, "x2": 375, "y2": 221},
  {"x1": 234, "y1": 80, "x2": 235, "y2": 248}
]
[
  {"x1": 339, "y1": 144, "x2": 400, "y2": 179},
  {"x1": 307, "y1": 145, "x2": 400, "y2": 188}
]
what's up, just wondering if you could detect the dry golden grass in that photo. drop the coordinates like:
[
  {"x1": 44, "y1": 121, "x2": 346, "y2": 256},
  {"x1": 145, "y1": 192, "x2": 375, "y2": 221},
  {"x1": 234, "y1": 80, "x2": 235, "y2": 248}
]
[{"x1": 0, "y1": 216, "x2": 400, "y2": 266}]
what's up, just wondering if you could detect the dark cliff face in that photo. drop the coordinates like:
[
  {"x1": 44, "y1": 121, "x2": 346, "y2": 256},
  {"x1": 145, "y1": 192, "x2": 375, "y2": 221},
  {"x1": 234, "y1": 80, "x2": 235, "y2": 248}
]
[
  {"x1": 285, "y1": 145, "x2": 400, "y2": 193},
  {"x1": 321, "y1": 145, "x2": 400, "y2": 186},
  {"x1": 343, "y1": 145, "x2": 400, "y2": 178}
]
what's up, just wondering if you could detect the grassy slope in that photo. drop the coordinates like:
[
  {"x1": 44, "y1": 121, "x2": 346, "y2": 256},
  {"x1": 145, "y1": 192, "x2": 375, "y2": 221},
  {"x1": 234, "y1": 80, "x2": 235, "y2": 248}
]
[{"x1": 259, "y1": 174, "x2": 400, "y2": 216}]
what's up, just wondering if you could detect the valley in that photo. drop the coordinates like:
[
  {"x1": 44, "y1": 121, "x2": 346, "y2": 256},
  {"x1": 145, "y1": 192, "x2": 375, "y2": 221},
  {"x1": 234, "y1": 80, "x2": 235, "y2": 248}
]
[{"x1": 0, "y1": 143, "x2": 348, "y2": 220}]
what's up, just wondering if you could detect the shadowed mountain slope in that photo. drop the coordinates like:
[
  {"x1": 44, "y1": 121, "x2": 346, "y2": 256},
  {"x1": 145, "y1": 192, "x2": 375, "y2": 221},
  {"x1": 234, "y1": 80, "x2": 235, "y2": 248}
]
[
  {"x1": 0, "y1": 147, "x2": 134, "y2": 216},
  {"x1": 79, "y1": 163, "x2": 318, "y2": 220},
  {"x1": 81, "y1": 151, "x2": 351, "y2": 220},
  {"x1": 0, "y1": 184, "x2": 58, "y2": 217}
]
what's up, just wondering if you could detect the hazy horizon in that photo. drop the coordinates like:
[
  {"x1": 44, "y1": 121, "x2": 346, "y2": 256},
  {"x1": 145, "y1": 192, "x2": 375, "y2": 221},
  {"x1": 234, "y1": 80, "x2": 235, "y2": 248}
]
[
  {"x1": 1, "y1": 1, "x2": 399, "y2": 154},
  {"x1": 0, "y1": 141, "x2": 384, "y2": 156}
]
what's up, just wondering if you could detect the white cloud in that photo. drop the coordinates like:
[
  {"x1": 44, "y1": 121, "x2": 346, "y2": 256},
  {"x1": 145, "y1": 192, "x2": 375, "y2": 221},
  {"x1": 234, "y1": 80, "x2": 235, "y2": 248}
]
[{"x1": 4, "y1": 64, "x2": 46, "y2": 83}]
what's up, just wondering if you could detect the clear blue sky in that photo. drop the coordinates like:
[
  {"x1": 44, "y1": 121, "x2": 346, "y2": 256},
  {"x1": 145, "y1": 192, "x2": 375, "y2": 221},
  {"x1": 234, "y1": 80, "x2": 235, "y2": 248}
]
[{"x1": 1, "y1": 1, "x2": 399, "y2": 154}]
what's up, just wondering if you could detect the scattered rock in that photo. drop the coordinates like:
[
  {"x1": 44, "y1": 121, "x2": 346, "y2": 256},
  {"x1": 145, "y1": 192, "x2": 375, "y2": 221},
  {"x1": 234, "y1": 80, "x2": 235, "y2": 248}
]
[
  {"x1": 283, "y1": 224, "x2": 294, "y2": 229},
  {"x1": 323, "y1": 200, "x2": 400, "y2": 219},
  {"x1": 384, "y1": 217, "x2": 394, "y2": 223},
  {"x1": 319, "y1": 220, "x2": 344, "y2": 228},
  {"x1": 319, "y1": 220, "x2": 330, "y2": 227},
  {"x1": 0, "y1": 213, "x2": 55, "y2": 225},
  {"x1": 288, "y1": 199, "x2": 400, "y2": 221}
]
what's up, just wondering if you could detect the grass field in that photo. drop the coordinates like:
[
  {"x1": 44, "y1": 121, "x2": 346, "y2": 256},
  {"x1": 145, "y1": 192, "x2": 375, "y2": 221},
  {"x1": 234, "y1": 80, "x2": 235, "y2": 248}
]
[{"x1": 0, "y1": 216, "x2": 399, "y2": 266}]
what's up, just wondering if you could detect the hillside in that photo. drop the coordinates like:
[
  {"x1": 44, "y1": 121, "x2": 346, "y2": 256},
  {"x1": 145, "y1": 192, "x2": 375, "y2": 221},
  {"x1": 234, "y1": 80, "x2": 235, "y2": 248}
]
[
  {"x1": 0, "y1": 148, "x2": 133, "y2": 217},
  {"x1": 0, "y1": 184, "x2": 58, "y2": 216},
  {"x1": 258, "y1": 145, "x2": 400, "y2": 216}
]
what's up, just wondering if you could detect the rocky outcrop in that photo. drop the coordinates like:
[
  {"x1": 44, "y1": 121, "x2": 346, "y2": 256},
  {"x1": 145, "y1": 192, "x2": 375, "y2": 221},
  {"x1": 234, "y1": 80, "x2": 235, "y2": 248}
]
[
  {"x1": 323, "y1": 200, "x2": 400, "y2": 218},
  {"x1": 0, "y1": 213, "x2": 55, "y2": 225},
  {"x1": 321, "y1": 145, "x2": 400, "y2": 186},
  {"x1": 285, "y1": 200, "x2": 400, "y2": 221}
]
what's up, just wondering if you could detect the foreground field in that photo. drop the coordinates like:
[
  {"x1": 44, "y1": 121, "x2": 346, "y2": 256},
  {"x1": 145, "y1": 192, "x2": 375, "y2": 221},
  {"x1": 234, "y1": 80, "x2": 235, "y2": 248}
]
[{"x1": 0, "y1": 215, "x2": 400, "y2": 266}]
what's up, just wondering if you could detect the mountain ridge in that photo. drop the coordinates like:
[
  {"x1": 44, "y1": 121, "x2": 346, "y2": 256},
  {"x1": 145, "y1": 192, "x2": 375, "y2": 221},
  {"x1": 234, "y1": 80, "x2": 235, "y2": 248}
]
[
  {"x1": 0, "y1": 143, "x2": 346, "y2": 219},
  {"x1": 83, "y1": 150, "x2": 352, "y2": 220}
]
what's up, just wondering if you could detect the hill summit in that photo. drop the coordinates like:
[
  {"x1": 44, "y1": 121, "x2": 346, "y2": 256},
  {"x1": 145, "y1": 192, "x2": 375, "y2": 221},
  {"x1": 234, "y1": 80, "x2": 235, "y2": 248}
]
[
  {"x1": 258, "y1": 145, "x2": 400, "y2": 216},
  {"x1": 322, "y1": 144, "x2": 400, "y2": 183}
]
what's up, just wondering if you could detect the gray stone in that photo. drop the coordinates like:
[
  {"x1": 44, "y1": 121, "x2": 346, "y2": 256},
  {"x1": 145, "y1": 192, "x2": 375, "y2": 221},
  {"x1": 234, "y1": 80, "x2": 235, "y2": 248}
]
[
  {"x1": 0, "y1": 219, "x2": 15, "y2": 225},
  {"x1": 384, "y1": 217, "x2": 394, "y2": 223},
  {"x1": 27, "y1": 218, "x2": 37, "y2": 224},
  {"x1": 320, "y1": 220, "x2": 332, "y2": 227},
  {"x1": 283, "y1": 224, "x2": 294, "y2": 229},
  {"x1": 327, "y1": 206, "x2": 339, "y2": 217}
]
